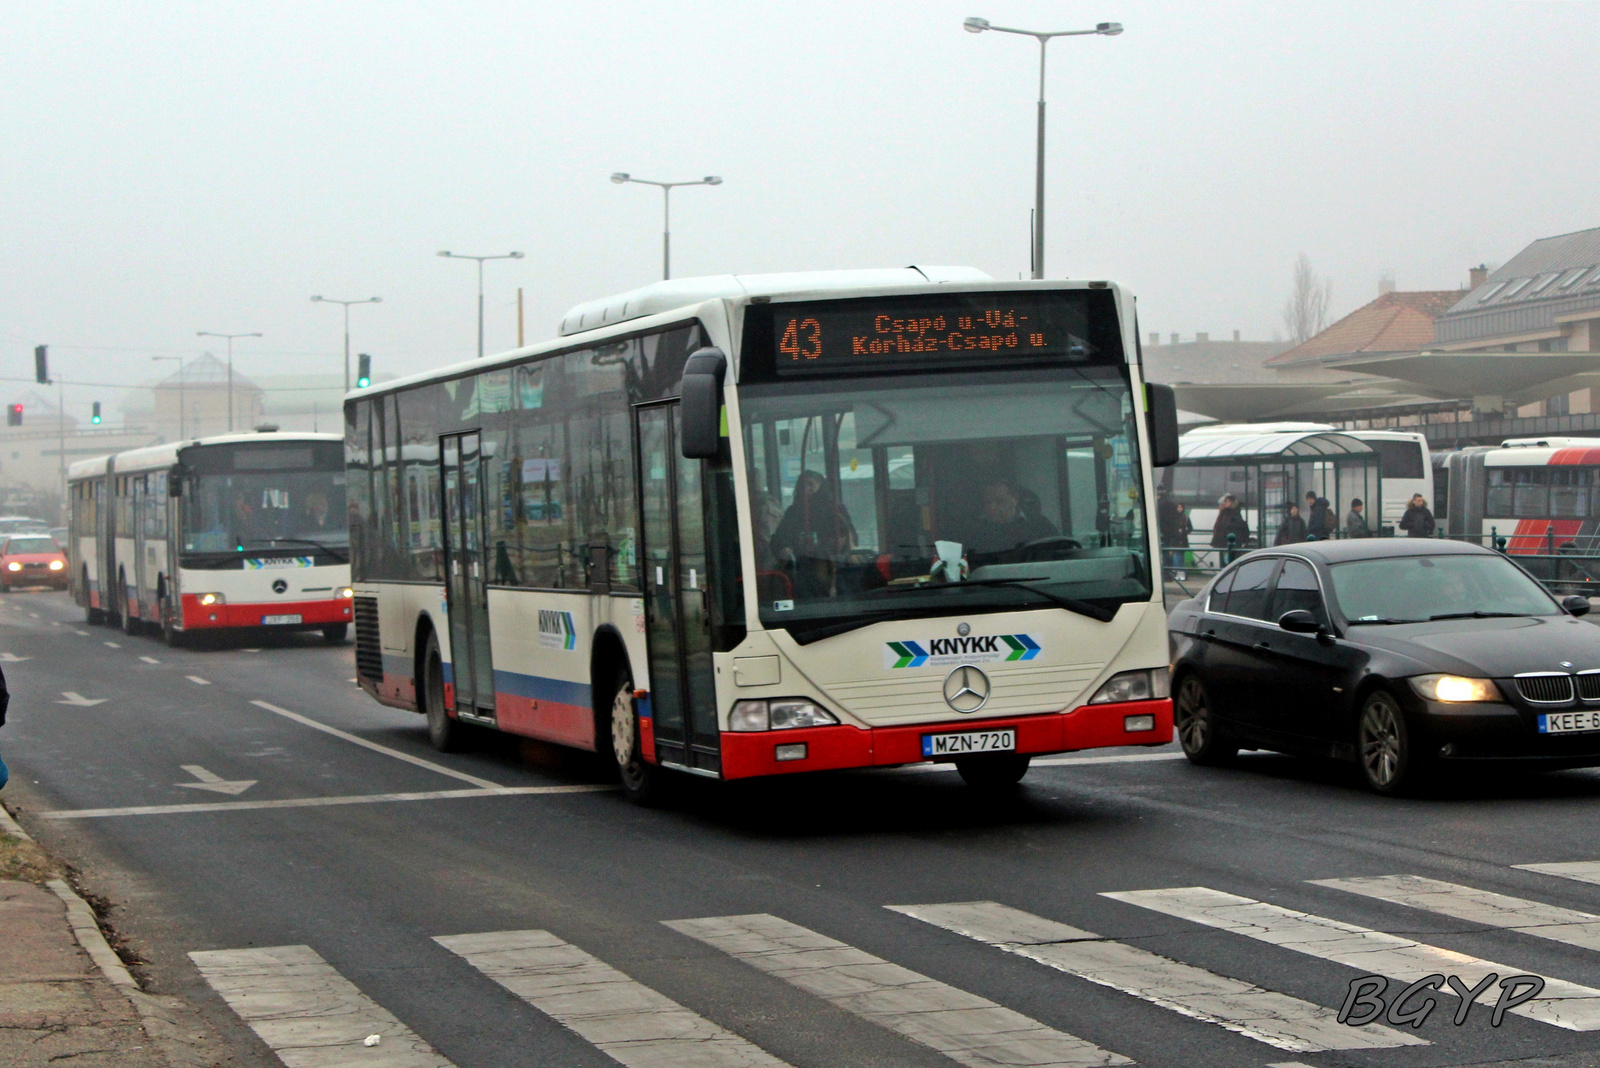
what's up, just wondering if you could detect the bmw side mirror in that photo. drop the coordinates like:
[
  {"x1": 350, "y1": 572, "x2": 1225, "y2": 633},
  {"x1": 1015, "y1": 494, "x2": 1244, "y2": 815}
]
[
  {"x1": 680, "y1": 347, "x2": 727, "y2": 460},
  {"x1": 1278, "y1": 609, "x2": 1322, "y2": 633},
  {"x1": 1564, "y1": 594, "x2": 1591, "y2": 617}
]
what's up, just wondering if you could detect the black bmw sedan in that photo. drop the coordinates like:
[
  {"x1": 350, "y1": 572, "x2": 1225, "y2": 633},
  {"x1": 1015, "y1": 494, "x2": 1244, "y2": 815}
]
[{"x1": 1168, "y1": 538, "x2": 1600, "y2": 794}]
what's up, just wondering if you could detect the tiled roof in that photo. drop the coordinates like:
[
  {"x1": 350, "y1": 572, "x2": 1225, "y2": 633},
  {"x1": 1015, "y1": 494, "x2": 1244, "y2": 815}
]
[
  {"x1": 1266, "y1": 291, "x2": 1461, "y2": 366},
  {"x1": 1444, "y1": 225, "x2": 1600, "y2": 317}
]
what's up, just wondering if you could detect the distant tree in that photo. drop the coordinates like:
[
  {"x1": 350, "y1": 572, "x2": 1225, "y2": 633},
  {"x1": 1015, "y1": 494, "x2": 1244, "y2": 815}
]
[{"x1": 1282, "y1": 252, "x2": 1333, "y2": 345}]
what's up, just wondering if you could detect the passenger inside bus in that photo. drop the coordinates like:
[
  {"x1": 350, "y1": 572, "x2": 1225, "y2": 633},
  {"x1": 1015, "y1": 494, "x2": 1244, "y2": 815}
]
[{"x1": 770, "y1": 470, "x2": 856, "y2": 598}]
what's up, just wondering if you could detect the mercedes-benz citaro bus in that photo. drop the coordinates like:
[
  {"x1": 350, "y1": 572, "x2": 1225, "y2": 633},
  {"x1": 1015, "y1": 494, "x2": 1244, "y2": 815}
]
[
  {"x1": 68, "y1": 431, "x2": 354, "y2": 645},
  {"x1": 346, "y1": 268, "x2": 1181, "y2": 801}
]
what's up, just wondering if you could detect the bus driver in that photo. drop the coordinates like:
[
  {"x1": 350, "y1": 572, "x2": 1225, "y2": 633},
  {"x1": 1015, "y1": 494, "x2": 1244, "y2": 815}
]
[{"x1": 966, "y1": 478, "x2": 1058, "y2": 566}]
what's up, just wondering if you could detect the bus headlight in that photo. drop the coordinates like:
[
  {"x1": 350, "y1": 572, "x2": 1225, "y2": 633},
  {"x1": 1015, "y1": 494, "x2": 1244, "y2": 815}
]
[
  {"x1": 198, "y1": 592, "x2": 226, "y2": 606},
  {"x1": 1088, "y1": 668, "x2": 1171, "y2": 704},
  {"x1": 1410, "y1": 674, "x2": 1500, "y2": 703},
  {"x1": 728, "y1": 698, "x2": 839, "y2": 731},
  {"x1": 4, "y1": 562, "x2": 19, "y2": 572},
  {"x1": 48, "y1": 560, "x2": 64, "y2": 570},
  {"x1": 338, "y1": 587, "x2": 355, "y2": 599}
]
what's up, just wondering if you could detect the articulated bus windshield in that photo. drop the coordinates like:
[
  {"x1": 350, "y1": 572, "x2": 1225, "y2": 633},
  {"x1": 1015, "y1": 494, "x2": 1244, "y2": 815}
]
[
  {"x1": 182, "y1": 444, "x2": 348, "y2": 557},
  {"x1": 739, "y1": 291, "x2": 1148, "y2": 641}
]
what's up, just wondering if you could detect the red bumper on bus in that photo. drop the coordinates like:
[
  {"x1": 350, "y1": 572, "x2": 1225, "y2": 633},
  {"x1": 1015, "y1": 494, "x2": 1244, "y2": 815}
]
[
  {"x1": 718, "y1": 698, "x2": 1173, "y2": 780},
  {"x1": 180, "y1": 595, "x2": 354, "y2": 629}
]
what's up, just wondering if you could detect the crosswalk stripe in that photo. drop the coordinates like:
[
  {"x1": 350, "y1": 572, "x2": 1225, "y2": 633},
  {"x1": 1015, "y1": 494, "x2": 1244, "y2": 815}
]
[
  {"x1": 189, "y1": 944, "x2": 454, "y2": 1067},
  {"x1": 666, "y1": 912, "x2": 1129, "y2": 1068},
  {"x1": 1315, "y1": 875, "x2": 1600, "y2": 953},
  {"x1": 888, "y1": 901, "x2": 1423, "y2": 1052},
  {"x1": 434, "y1": 930, "x2": 790, "y2": 1068},
  {"x1": 1515, "y1": 861, "x2": 1600, "y2": 887},
  {"x1": 1103, "y1": 886, "x2": 1600, "y2": 1031}
]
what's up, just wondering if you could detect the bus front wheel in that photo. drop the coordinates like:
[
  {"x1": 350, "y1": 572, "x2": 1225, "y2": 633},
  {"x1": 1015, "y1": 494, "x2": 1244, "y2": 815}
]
[
  {"x1": 609, "y1": 669, "x2": 660, "y2": 805},
  {"x1": 422, "y1": 631, "x2": 466, "y2": 753},
  {"x1": 955, "y1": 753, "x2": 1031, "y2": 789}
]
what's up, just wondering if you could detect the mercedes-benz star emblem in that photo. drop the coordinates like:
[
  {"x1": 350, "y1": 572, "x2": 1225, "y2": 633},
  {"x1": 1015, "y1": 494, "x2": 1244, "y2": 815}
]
[
  {"x1": 943, "y1": 665, "x2": 990, "y2": 713},
  {"x1": 272, "y1": 578, "x2": 288, "y2": 594}
]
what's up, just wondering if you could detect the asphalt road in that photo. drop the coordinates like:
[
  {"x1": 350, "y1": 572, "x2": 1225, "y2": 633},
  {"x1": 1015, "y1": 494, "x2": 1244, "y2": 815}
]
[{"x1": 6, "y1": 588, "x2": 1600, "y2": 1068}]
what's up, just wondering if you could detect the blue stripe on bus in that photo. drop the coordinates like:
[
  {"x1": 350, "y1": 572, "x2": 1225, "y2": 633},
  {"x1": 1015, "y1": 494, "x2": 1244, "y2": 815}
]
[{"x1": 491, "y1": 668, "x2": 591, "y2": 709}]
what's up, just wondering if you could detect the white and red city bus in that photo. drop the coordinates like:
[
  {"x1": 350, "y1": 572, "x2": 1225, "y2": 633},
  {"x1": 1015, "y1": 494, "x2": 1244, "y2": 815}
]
[
  {"x1": 347, "y1": 268, "x2": 1181, "y2": 799},
  {"x1": 1432, "y1": 437, "x2": 1600, "y2": 559},
  {"x1": 68, "y1": 431, "x2": 353, "y2": 644}
]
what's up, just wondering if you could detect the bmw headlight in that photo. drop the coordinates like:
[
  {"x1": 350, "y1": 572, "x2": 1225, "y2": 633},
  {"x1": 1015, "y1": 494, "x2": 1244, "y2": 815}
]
[
  {"x1": 1410, "y1": 674, "x2": 1501, "y2": 703},
  {"x1": 728, "y1": 698, "x2": 839, "y2": 731},
  {"x1": 1088, "y1": 668, "x2": 1171, "y2": 704}
]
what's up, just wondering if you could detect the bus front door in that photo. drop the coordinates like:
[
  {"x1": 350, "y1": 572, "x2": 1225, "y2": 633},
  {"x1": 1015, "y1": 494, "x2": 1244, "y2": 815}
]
[
  {"x1": 440, "y1": 432, "x2": 496, "y2": 720},
  {"x1": 636, "y1": 403, "x2": 720, "y2": 774}
]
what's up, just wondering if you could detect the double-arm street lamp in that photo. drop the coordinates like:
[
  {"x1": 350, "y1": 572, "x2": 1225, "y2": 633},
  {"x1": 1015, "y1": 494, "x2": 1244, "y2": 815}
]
[
  {"x1": 437, "y1": 252, "x2": 523, "y2": 360},
  {"x1": 610, "y1": 173, "x2": 723, "y2": 280},
  {"x1": 963, "y1": 16, "x2": 1123, "y2": 279},
  {"x1": 196, "y1": 331, "x2": 262, "y2": 432},
  {"x1": 311, "y1": 295, "x2": 382, "y2": 391}
]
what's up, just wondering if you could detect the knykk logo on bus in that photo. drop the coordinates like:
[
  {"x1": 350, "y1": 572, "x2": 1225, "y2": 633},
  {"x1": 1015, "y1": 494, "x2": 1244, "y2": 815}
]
[
  {"x1": 884, "y1": 634, "x2": 1040, "y2": 669},
  {"x1": 538, "y1": 609, "x2": 577, "y2": 650}
]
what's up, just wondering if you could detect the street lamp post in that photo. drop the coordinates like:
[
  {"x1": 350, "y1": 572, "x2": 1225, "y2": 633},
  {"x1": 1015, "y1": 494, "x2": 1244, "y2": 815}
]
[
  {"x1": 437, "y1": 252, "x2": 523, "y2": 360},
  {"x1": 196, "y1": 331, "x2": 262, "y2": 433},
  {"x1": 151, "y1": 356, "x2": 187, "y2": 439},
  {"x1": 963, "y1": 16, "x2": 1122, "y2": 279},
  {"x1": 311, "y1": 295, "x2": 382, "y2": 392},
  {"x1": 610, "y1": 173, "x2": 723, "y2": 280}
]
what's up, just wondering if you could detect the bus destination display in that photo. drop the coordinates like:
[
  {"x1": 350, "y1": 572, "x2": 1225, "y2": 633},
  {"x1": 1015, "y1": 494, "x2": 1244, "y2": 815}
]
[{"x1": 771, "y1": 295, "x2": 1097, "y2": 375}]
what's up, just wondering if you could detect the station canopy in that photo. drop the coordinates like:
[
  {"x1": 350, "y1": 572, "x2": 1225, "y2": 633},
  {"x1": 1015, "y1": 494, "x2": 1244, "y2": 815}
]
[
  {"x1": 1178, "y1": 429, "x2": 1376, "y2": 462},
  {"x1": 1323, "y1": 350, "x2": 1600, "y2": 400}
]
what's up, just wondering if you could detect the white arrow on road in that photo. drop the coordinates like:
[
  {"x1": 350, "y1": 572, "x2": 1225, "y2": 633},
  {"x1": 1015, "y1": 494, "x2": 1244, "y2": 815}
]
[
  {"x1": 0, "y1": 652, "x2": 33, "y2": 662},
  {"x1": 56, "y1": 692, "x2": 107, "y2": 706},
  {"x1": 175, "y1": 765, "x2": 256, "y2": 796}
]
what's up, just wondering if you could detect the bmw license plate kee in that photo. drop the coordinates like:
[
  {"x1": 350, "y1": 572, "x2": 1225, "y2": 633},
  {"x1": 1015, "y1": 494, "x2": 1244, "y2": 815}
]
[
  {"x1": 922, "y1": 729, "x2": 1016, "y2": 758},
  {"x1": 1539, "y1": 711, "x2": 1600, "y2": 734}
]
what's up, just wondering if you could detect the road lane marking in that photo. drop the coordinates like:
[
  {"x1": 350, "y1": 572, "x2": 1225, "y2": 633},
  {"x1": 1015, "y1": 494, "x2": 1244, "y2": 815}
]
[
  {"x1": 667, "y1": 913, "x2": 1129, "y2": 1068},
  {"x1": 1517, "y1": 861, "x2": 1600, "y2": 886},
  {"x1": 889, "y1": 901, "x2": 1422, "y2": 1052},
  {"x1": 0, "y1": 652, "x2": 32, "y2": 662},
  {"x1": 139, "y1": 655, "x2": 160, "y2": 664},
  {"x1": 55, "y1": 691, "x2": 107, "y2": 706},
  {"x1": 41, "y1": 783, "x2": 613, "y2": 820},
  {"x1": 176, "y1": 764, "x2": 256, "y2": 795},
  {"x1": 436, "y1": 930, "x2": 792, "y2": 1068},
  {"x1": 1316, "y1": 875, "x2": 1600, "y2": 953},
  {"x1": 28, "y1": 612, "x2": 38, "y2": 618},
  {"x1": 74, "y1": 629, "x2": 89, "y2": 636},
  {"x1": 249, "y1": 700, "x2": 507, "y2": 790},
  {"x1": 103, "y1": 641, "x2": 120, "y2": 648},
  {"x1": 190, "y1": 944, "x2": 456, "y2": 1067},
  {"x1": 186, "y1": 675, "x2": 211, "y2": 685},
  {"x1": 1104, "y1": 886, "x2": 1600, "y2": 1031}
]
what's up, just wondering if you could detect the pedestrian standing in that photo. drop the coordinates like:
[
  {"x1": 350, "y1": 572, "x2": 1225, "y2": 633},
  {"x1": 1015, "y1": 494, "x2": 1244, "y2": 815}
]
[
  {"x1": 1157, "y1": 488, "x2": 1187, "y2": 576},
  {"x1": 1211, "y1": 494, "x2": 1250, "y2": 559},
  {"x1": 1306, "y1": 492, "x2": 1332, "y2": 540},
  {"x1": 1345, "y1": 497, "x2": 1372, "y2": 539},
  {"x1": 1275, "y1": 502, "x2": 1308, "y2": 545},
  {"x1": 1399, "y1": 493, "x2": 1436, "y2": 538}
]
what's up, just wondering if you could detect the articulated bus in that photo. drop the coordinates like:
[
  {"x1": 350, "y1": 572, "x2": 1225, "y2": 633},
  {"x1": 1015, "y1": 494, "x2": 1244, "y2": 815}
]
[
  {"x1": 67, "y1": 431, "x2": 354, "y2": 645},
  {"x1": 1435, "y1": 437, "x2": 1600, "y2": 554},
  {"x1": 346, "y1": 267, "x2": 1181, "y2": 800}
]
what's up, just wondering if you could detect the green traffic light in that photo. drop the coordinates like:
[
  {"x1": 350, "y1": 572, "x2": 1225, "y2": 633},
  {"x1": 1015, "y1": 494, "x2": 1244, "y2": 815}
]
[{"x1": 357, "y1": 376, "x2": 371, "y2": 388}]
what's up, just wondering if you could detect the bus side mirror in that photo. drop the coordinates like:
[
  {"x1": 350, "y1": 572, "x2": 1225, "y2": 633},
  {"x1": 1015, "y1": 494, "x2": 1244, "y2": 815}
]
[
  {"x1": 680, "y1": 347, "x2": 727, "y2": 460},
  {"x1": 169, "y1": 468, "x2": 186, "y2": 497},
  {"x1": 1146, "y1": 383, "x2": 1180, "y2": 468}
]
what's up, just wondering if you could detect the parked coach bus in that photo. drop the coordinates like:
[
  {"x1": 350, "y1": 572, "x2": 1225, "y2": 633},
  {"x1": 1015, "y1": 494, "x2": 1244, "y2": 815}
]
[
  {"x1": 68, "y1": 431, "x2": 353, "y2": 645},
  {"x1": 347, "y1": 267, "x2": 1182, "y2": 801}
]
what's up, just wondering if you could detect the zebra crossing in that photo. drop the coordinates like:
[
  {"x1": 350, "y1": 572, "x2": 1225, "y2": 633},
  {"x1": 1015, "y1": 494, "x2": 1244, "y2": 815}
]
[{"x1": 192, "y1": 860, "x2": 1600, "y2": 1067}]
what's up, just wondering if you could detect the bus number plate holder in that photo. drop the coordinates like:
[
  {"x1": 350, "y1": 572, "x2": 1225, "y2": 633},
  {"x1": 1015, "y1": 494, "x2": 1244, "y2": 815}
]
[
  {"x1": 922, "y1": 729, "x2": 1016, "y2": 758},
  {"x1": 262, "y1": 614, "x2": 304, "y2": 626}
]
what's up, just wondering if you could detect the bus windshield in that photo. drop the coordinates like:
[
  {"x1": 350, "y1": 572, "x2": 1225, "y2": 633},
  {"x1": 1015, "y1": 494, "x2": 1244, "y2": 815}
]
[
  {"x1": 741, "y1": 366, "x2": 1150, "y2": 641},
  {"x1": 183, "y1": 466, "x2": 348, "y2": 555}
]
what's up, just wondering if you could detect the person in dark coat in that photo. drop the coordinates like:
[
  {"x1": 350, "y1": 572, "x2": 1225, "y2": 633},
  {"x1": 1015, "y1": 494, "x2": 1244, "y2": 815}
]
[
  {"x1": 1306, "y1": 493, "x2": 1333, "y2": 540},
  {"x1": 1345, "y1": 497, "x2": 1372, "y2": 539},
  {"x1": 1399, "y1": 494, "x2": 1436, "y2": 538},
  {"x1": 1274, "y1": 502, "x2": 1308, "y2": 545},
  {"x1": 771, "y1": 470, "x2": 856, "y2": 598},
  {"x1": 1210, "y1": 494, "x2": 1250, "y2": 553}
]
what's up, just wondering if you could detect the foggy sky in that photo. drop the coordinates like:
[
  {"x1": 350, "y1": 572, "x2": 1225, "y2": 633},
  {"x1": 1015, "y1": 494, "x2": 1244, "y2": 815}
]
[{"x1": 3, "y1": 0, "x2": 1598, "y2": 420}]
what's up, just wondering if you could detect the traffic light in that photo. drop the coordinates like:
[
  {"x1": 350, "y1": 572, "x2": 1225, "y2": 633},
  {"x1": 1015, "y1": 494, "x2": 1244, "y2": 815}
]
[
  {"x1": 356, "y1": 353, "x2": 372, "y2": 389},
  {"x1": 6, "y1": 404, "x2": 21, "y2": 427},
  {"x1": 91, "y1": 401, "x2": 102, "y2": 425},
  {"x1": 33, "y1": 345, "x2": 47, "y2": 385}
]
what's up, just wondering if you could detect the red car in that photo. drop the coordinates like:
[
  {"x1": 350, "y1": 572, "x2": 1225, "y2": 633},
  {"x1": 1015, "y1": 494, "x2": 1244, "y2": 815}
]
[{"x1": 0, "y1": 534, "x2": 68, "y2": 591}]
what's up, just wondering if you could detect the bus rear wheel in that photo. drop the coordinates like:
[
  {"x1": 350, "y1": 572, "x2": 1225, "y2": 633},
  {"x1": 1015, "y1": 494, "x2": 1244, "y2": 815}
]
[
  {"x1": 119, "y1": 573, "x2": 138, "y2": 635},
  {"x1": 84, "y1": 569, "x2": 103, "y2": 625},
  {"x1": 955, "y1": 753, "x2": 1031, "y2": 789},
  {"x1": 608, "y1": 669, "x2": 660, "y2": 805},
  {"x1": 422, "y1": 631, "x2": 465, "y2": 753}
]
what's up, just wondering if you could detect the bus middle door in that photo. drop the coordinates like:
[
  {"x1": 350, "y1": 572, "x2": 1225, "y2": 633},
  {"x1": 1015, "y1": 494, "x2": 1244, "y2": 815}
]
[
  {"x1": 635, "y1": 403, "x2": 719, "y2": 775},
  {"x1": 439, "y1": 432, "x2": 496, "y2": 722}
]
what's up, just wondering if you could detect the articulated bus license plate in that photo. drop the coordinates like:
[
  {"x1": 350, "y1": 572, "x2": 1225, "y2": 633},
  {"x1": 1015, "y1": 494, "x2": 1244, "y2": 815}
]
[
  {"x1": 261, "y1": 614, "x2": 303, "y2": 626},
  {"x1": 922, "y1": 729, "x2": 1016, "y2": 758},
  {"x1": 1539, "y1": 711, "x2": 1600, "y2": 735}
]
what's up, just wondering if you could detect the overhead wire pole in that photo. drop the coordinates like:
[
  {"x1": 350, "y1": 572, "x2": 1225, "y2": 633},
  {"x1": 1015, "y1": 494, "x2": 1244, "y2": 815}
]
[
  {"x1": 310, "y1": 295, "x2": 383, "y2": 392},
  {"x1": 437, "y1": 251, "x2": 523, "y2": 359},
  {"x1": 610, "y1": 173, "x2": 723, "y2": 280},
  {"x1": 196, "y1": 331, "x2": 262, "y2": 433},
  {"x1": 963, "y1": 16, "x2": 1123, "y2": 279}
]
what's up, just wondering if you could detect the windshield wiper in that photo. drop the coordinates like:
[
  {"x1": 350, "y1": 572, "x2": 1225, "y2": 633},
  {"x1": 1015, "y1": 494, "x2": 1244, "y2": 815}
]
[
  {"x1": 244, "y1": 537, "x2": 349, "y2": 562},
  {"x1": 1347, "y1": 617, "x2": 1424, "y2": 625},
  {"x1": 864, "y1": 576, "x2": 1116, "y2": 623},
  {"x1": 1426, "y1": 610, "x2": 1533, "y2": 621}
]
